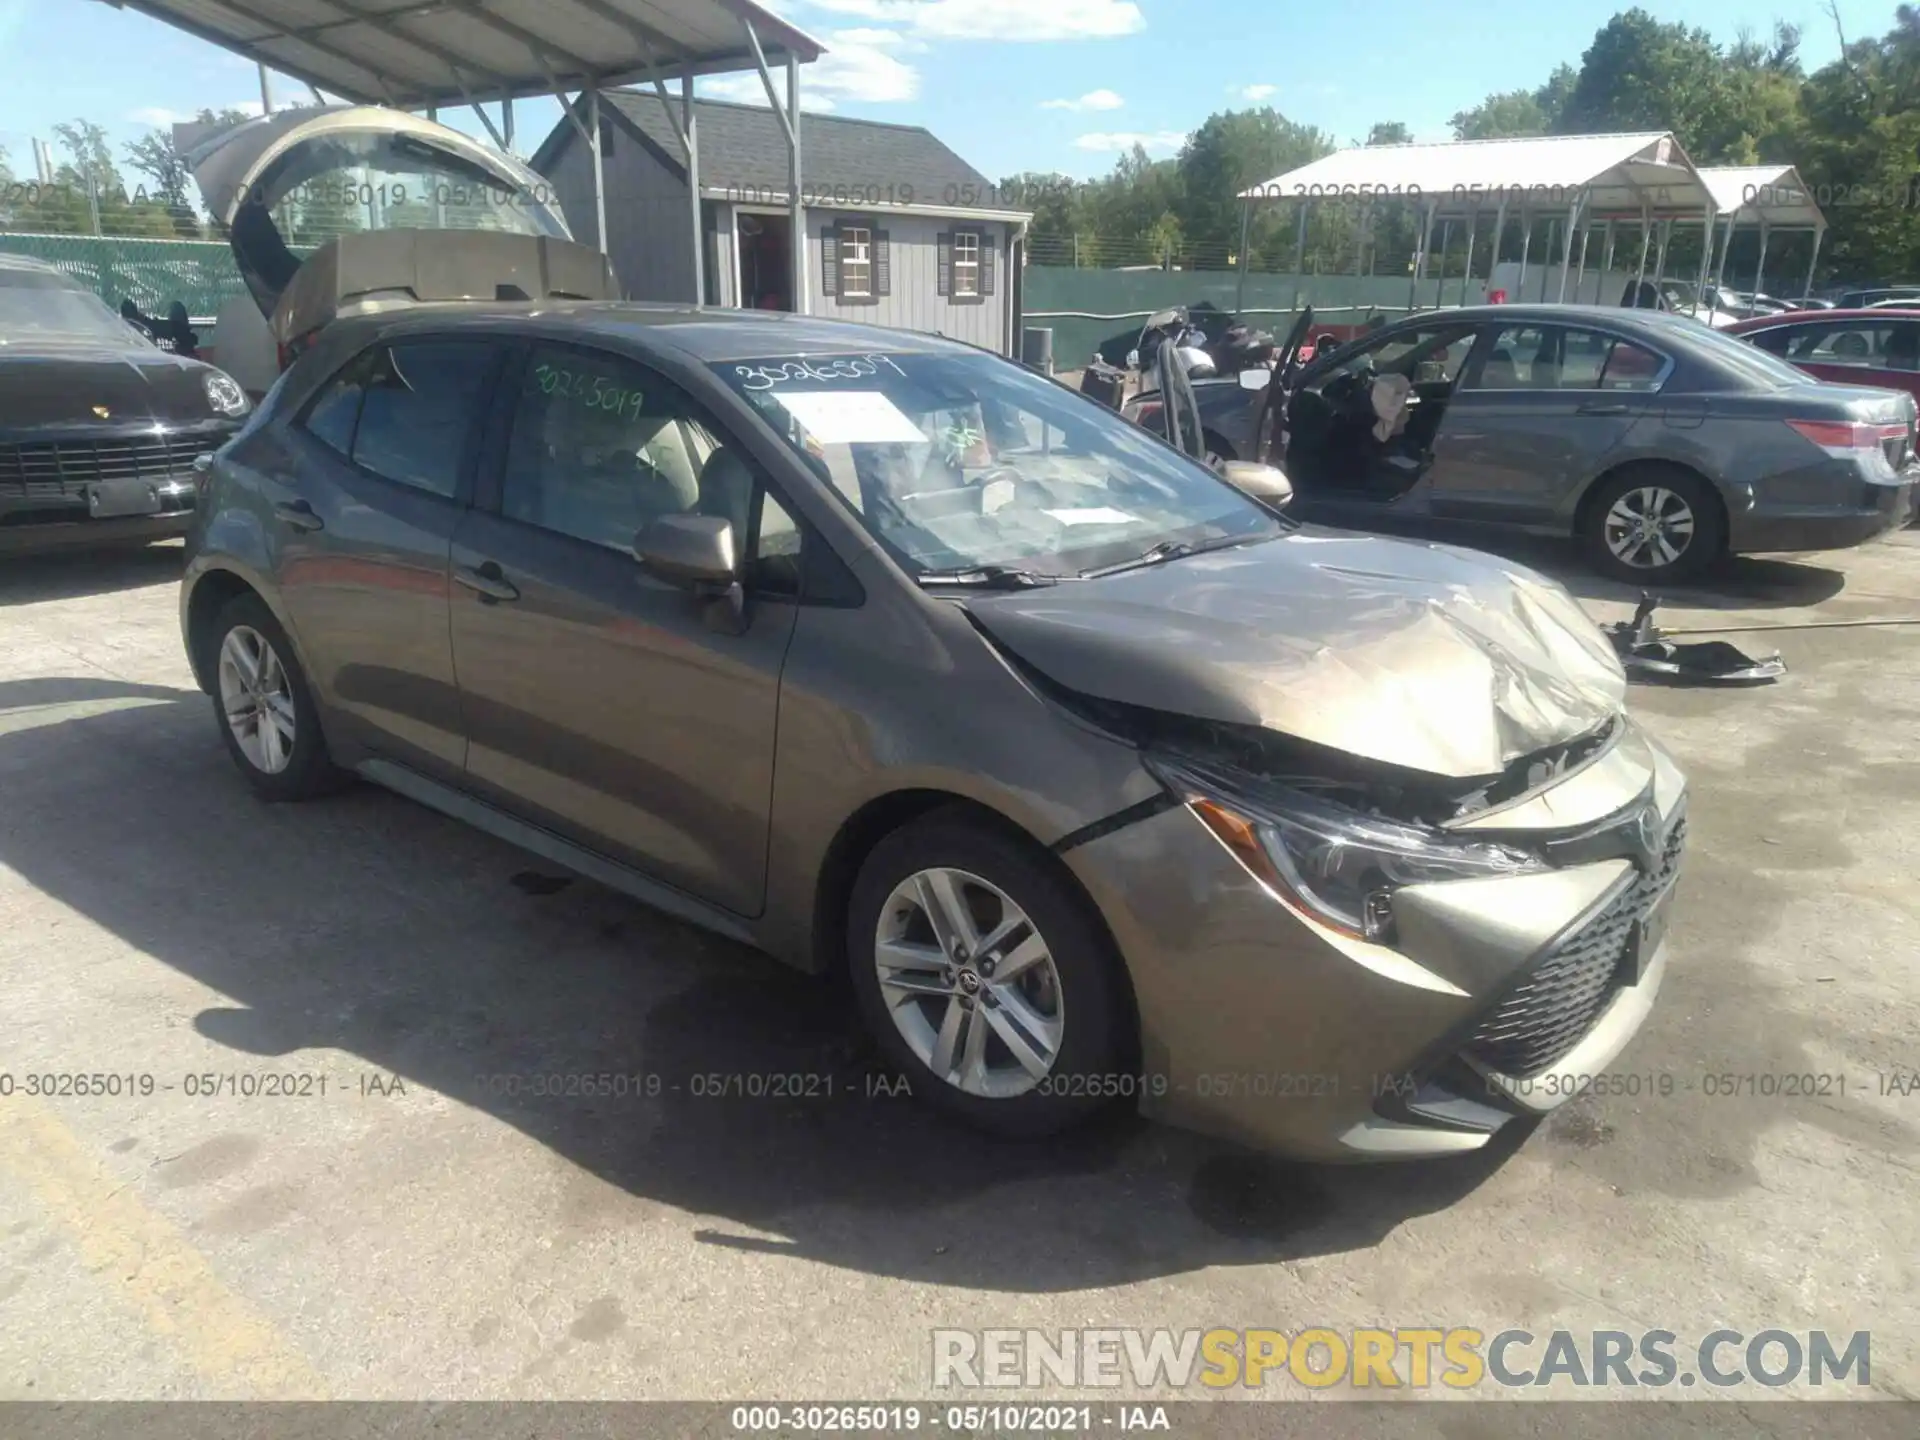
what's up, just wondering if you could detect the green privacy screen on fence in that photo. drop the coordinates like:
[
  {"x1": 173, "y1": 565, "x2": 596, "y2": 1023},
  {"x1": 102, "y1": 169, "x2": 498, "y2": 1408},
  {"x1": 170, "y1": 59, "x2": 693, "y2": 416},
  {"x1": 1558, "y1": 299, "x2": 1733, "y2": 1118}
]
[
  {"x1": 0, "y1": 233, "x2": 256, "y2": 316},
  {"x1": 4, "y1": 236, "x2": 1440, "y2": 364},
  {"x1": 1019, "y1": 267, "x2": 1439, "y2": 369}
]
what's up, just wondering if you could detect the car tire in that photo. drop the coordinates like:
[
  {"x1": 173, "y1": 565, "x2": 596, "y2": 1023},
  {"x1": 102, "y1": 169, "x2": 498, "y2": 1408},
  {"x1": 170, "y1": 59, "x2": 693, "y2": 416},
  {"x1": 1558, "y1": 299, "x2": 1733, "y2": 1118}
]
[
  {"x1": 207, "y1": 592, "x2": 344, "y2": 801},
  {"x1": 1581, "y1": 464, "x2": 1727, "y2": 585},
  {"x1": 847, "y1": 809, "x2": 1131, "y2": 1139}
]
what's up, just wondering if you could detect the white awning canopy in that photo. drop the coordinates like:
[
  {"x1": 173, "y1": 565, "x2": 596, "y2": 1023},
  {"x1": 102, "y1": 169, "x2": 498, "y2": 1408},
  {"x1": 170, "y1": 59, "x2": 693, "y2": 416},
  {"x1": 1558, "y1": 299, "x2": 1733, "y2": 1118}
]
[
  {"x1": 1697, "y1": 165, "x2": 1825, "y2": 230},
  {"x1": 100, "y1": 0, "x2": 825, "y2": 106},
  {"x1": 1241, "y1": 132, "x2": 1716, "y2": 221}
]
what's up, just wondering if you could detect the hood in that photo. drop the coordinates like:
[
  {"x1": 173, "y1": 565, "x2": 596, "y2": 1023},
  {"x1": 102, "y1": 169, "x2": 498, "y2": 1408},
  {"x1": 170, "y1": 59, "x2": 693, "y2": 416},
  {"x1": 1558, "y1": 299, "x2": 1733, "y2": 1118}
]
[
  {"x1": 182, "y1": 105, "x2": 573, "y2": 319},
  {"x1": 0, "y1": 348, "x2": 227, "y2": 433},
  {"x1": 964, "y1": 528, "x2": 1628, "y2": 780}
]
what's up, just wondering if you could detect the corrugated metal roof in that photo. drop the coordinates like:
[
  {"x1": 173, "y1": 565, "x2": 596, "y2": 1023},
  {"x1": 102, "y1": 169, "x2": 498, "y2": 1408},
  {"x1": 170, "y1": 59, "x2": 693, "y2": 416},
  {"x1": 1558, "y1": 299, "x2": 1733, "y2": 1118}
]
[
  {"x1": 1241, "y1": 132, "x2": 1716, "y2": 219},
  {"x1": 1697, "y1": 165, "x2": 1825, "y2": 228},
  {"x1": 559, "y1": 94, "x2": 1014, "y2": 215},
  {"x1": 110, "y1": 0, "x2": 824, "y2": 108}
]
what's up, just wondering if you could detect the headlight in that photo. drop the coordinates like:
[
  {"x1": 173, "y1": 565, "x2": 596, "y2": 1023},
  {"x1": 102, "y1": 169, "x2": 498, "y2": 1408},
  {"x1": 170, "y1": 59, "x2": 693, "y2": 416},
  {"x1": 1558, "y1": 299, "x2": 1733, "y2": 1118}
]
[
  {"x1": 1148, "y1": 755, "x2": 1546, "y2": 943},
  {"x1": 203, "y1": 370, "x2": 249, "y2": 417}
]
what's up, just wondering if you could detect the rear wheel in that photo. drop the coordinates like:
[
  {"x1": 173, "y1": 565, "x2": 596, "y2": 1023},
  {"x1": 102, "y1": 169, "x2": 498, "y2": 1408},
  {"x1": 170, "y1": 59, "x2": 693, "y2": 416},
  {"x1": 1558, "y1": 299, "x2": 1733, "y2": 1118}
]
[
  {"x1": 847, "y1": 810, "x2": 1130, "y2": 1138},
  {"x1": 209, "y1": 593, "x2": 343, "y2": 801},
  {"x1": 1581, "y1": 465, "x2": 1726, "y2": 585}
]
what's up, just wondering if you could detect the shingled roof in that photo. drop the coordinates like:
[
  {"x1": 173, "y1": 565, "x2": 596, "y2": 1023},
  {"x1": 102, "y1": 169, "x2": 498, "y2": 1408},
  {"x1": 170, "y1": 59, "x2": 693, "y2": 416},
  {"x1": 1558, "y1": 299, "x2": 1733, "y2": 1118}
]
[{"x1": 535, "y1": 93, "x2": 1021, "y2": 214}]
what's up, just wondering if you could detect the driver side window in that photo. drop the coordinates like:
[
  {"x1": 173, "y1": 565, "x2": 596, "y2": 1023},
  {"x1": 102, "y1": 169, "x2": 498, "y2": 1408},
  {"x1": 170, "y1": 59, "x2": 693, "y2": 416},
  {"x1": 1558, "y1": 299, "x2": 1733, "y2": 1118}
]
[
  {"x1": 1324, "y1": 326, "x2": 1478, "y2": 386},
  {"x1": 500, "y1": 343, "x2": 802, "y2": 593}
]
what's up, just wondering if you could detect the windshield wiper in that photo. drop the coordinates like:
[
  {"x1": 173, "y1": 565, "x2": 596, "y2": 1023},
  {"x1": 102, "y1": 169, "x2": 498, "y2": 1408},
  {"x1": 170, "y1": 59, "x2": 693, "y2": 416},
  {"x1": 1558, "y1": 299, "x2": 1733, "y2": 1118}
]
[
  {"x1": 1078, "y1": 533, "x2": 1265, "y2": 580},
  {"x1": 916, "y1": 565, "x2": 1061, "y2": 589}
]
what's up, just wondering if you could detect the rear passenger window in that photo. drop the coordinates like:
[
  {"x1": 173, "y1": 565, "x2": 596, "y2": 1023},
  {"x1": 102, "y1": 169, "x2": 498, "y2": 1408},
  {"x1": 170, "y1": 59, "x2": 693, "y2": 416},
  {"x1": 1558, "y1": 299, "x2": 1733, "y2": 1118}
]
[
  {"x1": 301, "y1": 359, "x2": 366, "y2": 457},
  {"x1": 1599, "y1": 340, "x2": 1665, "y2": 391},
  {"x1": 350, "y1": 340, "x2": 497, "y2": 496}
]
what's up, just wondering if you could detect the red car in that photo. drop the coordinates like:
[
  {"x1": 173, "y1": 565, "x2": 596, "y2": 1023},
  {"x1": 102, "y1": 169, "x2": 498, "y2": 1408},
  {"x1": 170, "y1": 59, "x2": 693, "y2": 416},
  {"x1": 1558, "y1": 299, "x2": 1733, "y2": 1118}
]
[{"x1": 1726, "y1": 308, "x2": 1920, "y2": 403}]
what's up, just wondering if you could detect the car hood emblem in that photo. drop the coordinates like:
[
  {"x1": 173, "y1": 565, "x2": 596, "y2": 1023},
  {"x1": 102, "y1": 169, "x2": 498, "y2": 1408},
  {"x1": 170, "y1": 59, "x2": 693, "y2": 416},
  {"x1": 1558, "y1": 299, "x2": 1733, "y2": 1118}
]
[{"x1": 92, "y1": 404, "x2": 111, "y2": 418}]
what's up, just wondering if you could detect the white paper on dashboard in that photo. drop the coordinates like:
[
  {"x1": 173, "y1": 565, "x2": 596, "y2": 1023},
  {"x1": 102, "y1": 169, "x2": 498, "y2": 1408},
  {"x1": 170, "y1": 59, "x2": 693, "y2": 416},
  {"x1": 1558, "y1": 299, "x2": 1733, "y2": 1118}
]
[
  {"x1": 772, "y1": 389, "x2": 926, "y2": 444},
  {"x1": 1044, "y1": 507, "x2": 1138, "y2": 526}
]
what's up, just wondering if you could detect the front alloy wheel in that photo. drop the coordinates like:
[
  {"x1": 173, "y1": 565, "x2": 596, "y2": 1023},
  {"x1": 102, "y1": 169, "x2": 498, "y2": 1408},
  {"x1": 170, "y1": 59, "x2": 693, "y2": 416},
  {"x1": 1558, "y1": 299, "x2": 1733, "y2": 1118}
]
[
  {"x1": 218, "y1": 624, "x2": 297, "y2": 774},
  {"x1": 874, "y1": 867, "x2": 1065, "y2": 1099},
  {"x1": 1604, "y1": 484, "x2": 1696, "y2": 572}
]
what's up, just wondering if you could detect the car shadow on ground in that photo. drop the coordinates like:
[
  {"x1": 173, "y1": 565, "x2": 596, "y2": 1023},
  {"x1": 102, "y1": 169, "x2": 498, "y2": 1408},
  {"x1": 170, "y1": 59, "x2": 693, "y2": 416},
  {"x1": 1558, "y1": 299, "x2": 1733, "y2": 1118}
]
[
  {"x1": 0, "y1": 542, "x2": 184, "y2": 607},
  {"x1": 1336, "y1": 517, "x2": 1850, "y2": 613},
  {"x1": 2, "y1": 675, "x2": 1529, "y2": 1292}
]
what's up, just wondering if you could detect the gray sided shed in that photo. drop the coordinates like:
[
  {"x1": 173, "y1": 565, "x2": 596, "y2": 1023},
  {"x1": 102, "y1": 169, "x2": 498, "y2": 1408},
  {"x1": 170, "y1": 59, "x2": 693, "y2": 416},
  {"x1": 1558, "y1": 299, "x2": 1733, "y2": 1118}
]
[{"x1": 534, "y1": 94, "x2": 1029, "y2": 354}]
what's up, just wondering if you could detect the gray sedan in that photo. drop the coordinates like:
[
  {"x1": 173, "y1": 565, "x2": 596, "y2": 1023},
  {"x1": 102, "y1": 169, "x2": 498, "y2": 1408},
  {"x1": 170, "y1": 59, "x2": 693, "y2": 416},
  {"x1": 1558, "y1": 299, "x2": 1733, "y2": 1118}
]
[{"x1": 1131, "y1": 304, "x2": 1917, "y2": 583}]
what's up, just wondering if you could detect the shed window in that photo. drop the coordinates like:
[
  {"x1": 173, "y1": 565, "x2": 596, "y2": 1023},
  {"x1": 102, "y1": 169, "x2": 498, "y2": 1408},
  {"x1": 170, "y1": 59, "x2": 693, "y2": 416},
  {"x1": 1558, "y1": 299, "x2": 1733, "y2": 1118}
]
[
  {"x1": 839, "y1": 226, "x2": 873, "y2": 298},
  {"x1": 952, "y1": 231, "x2": 981, "y2": 297}
]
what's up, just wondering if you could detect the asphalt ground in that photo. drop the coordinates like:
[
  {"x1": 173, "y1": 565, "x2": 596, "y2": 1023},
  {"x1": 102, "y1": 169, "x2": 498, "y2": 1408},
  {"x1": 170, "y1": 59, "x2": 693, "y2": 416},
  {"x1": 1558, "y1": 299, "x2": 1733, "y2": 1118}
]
[{"x1": 1, "y1": 527, "x2": 1916, "y2": 1421}]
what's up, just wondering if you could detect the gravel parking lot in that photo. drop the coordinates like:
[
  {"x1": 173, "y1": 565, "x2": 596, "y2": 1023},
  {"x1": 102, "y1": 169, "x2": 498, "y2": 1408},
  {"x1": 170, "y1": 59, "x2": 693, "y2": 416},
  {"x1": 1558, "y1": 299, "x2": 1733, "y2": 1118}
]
[{"x1": 1, "y1": 531, "x2": 1917, "y2": 1407}]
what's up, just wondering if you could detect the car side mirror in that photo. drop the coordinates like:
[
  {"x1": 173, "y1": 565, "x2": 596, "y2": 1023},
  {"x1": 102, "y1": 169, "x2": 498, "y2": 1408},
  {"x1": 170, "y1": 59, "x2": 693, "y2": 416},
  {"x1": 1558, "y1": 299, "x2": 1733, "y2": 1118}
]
[
  {"x1": 1239, "y1": 368, "x2": 1271, "y2": 390},
  {"x1": 635, "y1": 514, "x2": 745, "y2": 632},
  {"x1": 1219, "y1": 460, "x2": 1293, "y2": 510}
]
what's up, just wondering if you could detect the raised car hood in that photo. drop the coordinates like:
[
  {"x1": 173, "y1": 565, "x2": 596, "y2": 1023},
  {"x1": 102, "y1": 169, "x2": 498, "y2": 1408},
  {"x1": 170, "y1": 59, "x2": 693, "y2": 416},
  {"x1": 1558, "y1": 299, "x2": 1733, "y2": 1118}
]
[
  {"x1": 965, "y1": 528, "x2": 1628, "y2": 779},
  {"x1": 0, "y1": 348, "x2": 219, "y2": 434}
]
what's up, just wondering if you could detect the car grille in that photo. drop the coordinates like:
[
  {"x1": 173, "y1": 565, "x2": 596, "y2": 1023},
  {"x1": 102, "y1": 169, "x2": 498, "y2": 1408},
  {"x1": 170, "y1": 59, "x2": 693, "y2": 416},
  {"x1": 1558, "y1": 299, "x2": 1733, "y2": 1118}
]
[
  {"x1": 1465, "y1": 812, "x2": 1687, "y2": 1079},
  {"x1": 0, "y1": 428, "x2": 232, "y2": 503}
]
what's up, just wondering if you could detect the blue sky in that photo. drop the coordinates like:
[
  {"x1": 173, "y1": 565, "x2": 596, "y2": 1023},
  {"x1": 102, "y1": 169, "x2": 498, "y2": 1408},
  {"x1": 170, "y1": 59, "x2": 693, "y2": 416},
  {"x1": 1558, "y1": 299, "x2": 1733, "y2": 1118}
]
[{"x1": 0, "y1": 0, "x2": 1901, "y2": 188}]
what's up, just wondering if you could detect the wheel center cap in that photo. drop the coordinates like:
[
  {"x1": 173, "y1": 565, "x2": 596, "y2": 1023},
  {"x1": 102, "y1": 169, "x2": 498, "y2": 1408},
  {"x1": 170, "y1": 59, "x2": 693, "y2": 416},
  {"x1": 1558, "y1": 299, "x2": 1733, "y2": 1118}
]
[{"x1": 956, "y1": 968, "x2": 982, "y2": 996}]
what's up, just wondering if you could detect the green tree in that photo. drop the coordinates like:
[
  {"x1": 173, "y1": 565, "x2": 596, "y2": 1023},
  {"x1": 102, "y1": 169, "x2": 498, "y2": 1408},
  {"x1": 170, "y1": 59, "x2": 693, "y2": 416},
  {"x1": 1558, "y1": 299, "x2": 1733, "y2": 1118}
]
[
  {"x1": 1177, "y1": 107, "x2": 1335, "y2": 257},
  {"x1": 1366, "y1": 121, "x2": 1412, "y2": 146},
  {"x1": 1450, "y1": 89, "x2": 1553, "y2": 140}
]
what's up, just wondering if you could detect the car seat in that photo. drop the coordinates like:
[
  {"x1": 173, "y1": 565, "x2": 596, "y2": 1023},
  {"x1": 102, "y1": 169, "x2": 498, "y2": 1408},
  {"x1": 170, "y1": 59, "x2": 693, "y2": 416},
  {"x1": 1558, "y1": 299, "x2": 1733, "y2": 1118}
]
[
  {"x1": 1369, "y1": 373, "x2": 1415, "y2": 442},
  {"x1": 1479, "y1": 348, "x2": 1521, "y2": 388},
  {"x1": 696, "y1": 446, "x2": 757, "y2": 544}
]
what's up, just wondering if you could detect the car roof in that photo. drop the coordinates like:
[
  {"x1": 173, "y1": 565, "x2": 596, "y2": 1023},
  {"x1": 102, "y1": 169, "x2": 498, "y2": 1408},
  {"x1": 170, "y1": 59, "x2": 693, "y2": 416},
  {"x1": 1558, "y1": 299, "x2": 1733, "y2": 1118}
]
[
  {"x1": 343, "y1": 300, "x2": 974, "y2": 364},
  {"x1": 1375, "y1": 303, "x2": 1685, "y2": 331},
  {"x1": 1727, "y1": 307, "x2": 1920, "y2": 330}
]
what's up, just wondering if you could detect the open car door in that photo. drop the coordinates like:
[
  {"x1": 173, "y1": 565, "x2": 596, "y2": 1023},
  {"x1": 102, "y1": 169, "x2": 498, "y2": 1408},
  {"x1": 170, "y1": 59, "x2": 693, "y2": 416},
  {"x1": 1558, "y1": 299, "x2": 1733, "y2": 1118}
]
[{"x1": 182, "y1": 107, "x2": 617, "y2": 389}]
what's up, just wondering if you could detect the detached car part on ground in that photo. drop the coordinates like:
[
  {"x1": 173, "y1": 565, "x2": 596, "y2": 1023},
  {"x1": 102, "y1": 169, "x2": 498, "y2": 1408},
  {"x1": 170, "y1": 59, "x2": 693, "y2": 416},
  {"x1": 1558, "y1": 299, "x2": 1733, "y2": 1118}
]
[
  {"x1": 0, "y1": 254, "x2": 250, "y2": 554},
  {"x1": 1135, "y1": 303, "x2": 1918, "y2": 585},
  {"x1": 184, "y1": 301, "x2": 1688, "y2": 1162}
]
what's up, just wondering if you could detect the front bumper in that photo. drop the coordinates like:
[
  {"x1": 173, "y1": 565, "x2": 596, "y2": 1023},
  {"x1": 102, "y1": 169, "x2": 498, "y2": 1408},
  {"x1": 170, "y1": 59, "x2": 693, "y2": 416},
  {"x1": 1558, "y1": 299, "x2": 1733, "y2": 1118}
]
[{"x1": 1064, "y1": 719, "x2": 1686, "y2": 1161}]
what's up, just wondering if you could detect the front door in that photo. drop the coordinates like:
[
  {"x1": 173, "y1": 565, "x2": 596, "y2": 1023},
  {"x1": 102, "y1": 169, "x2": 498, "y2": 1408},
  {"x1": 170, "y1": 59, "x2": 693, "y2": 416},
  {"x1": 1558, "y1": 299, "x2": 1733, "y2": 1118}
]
[
  {"x1": 1426, "y1": 322, "x2": 1664, "y2": 522},
  {"x1": 269, "y1": 336, "x2": 502, "y2": 779},
  {"x1": 448, "y1": 340, "x2": 800, "y2": 915}
]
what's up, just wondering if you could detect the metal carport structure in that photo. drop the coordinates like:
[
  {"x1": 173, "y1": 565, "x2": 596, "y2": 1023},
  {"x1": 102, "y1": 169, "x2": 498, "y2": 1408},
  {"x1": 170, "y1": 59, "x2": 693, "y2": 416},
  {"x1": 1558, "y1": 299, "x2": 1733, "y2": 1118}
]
[
  {"x1": 97, "y1": 0, "x2": 826, "y2": 306},
  {"x1": 1235, "y1": 132, "x2": 1721, "y2": 317},
  {"x1": 1696, "y1": 165, "x2": 1827, "y2": 302}
]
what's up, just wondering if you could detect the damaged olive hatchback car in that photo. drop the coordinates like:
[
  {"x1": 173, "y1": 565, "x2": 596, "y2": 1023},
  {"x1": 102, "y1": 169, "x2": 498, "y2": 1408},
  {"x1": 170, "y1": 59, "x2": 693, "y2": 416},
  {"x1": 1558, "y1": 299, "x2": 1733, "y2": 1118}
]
[{"x1": 182, "y1": 304, "x2": 1685, "y2": 1161}]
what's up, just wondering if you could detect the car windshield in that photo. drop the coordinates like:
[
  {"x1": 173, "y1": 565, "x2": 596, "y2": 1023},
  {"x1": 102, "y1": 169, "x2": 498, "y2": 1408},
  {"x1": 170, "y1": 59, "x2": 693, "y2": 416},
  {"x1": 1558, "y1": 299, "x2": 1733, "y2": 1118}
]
[
  {"x1": 711, "y1": 349, "x2": 1284, "y2": 578},
  {"x1": 0, "y1": 270, "x2": 151, "y2": 348}
]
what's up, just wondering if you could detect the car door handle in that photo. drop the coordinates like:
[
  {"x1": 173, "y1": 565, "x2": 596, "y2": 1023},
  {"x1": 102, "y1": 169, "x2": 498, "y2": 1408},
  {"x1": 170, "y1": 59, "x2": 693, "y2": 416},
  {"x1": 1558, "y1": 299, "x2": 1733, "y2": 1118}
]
[
  {"x1": 1576, "y1": 401, "x2": 1630, "y2": 416},
  {"x1": 273, "y1": 499, "x2": 323, "y2": 532},
  {"x1": 453, "y1": 562, "x2": 520, "y2": 603}
]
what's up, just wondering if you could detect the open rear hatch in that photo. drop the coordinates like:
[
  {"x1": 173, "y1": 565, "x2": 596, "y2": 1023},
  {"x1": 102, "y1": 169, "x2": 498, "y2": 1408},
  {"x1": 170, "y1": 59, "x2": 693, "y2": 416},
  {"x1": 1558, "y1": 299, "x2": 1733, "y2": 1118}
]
[{"x1": 181, "y1": 105, "x2": 617, "y2": 349}]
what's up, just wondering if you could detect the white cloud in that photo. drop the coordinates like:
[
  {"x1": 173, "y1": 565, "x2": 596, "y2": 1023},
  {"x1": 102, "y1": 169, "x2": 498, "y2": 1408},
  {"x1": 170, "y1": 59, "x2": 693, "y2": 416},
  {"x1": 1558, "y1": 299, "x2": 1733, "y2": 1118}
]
[
  {"x1": 1074, "y1": 130, "x2": 1187, "y2": 153},
  {"x1": 1232, "y1": 84, "x2": 1278, "y2": 103},
  {"x1": 704, "y1": 27, "x2": 917, "y2": 106},
  {"x1": 800, "y1": 0, "x2": 1143, "y2": 41},
  {"x1": 128, "y1": 101, "x2": 264, "y2": 129},
  {"x1": 1042, "y1": 89, "x2": 1124, "y2": 112}
]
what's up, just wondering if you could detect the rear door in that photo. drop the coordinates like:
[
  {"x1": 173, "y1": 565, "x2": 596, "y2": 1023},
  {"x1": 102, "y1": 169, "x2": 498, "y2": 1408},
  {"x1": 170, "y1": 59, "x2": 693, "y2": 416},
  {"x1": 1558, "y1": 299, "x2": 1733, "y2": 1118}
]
[
  {"x1": 448, "y1": 340, "x2": 802, "y2": 916},
  {"x1": 1426, "y1": 322, "x2": 1666, "y2": 521},
  {"x1": 1745, "y1": 317, "x2": 1920, "y2": 403},
  {"x1": 271, "y1": 334, "x2": 504, "y2": 779}
]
